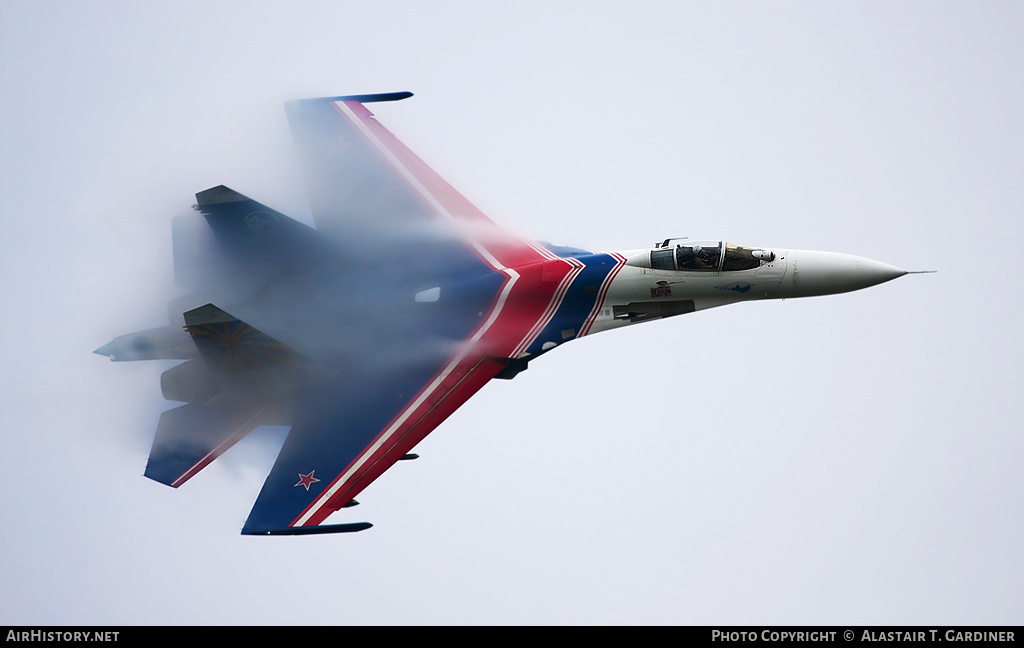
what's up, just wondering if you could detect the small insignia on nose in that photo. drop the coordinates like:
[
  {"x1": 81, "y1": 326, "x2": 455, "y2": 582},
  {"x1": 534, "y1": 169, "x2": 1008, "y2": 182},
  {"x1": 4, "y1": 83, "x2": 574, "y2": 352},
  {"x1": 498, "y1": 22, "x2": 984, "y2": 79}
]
[{"x1": 716, "y1": 282, "x2": 752, "y2": 294}]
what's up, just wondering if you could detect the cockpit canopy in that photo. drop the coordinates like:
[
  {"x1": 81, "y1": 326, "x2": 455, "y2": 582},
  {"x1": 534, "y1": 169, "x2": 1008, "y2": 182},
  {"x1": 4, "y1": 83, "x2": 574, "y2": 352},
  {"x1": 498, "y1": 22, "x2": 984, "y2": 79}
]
[{"x1": 630, "y1": 241, "x2": 772, "y2": 272}]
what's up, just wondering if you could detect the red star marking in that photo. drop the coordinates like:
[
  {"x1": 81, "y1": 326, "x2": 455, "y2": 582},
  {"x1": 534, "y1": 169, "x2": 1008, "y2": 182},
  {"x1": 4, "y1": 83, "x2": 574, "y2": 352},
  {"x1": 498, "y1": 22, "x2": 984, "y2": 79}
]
[{"x1": 295, "y1": 470, "x2": 320, "y2": 491}]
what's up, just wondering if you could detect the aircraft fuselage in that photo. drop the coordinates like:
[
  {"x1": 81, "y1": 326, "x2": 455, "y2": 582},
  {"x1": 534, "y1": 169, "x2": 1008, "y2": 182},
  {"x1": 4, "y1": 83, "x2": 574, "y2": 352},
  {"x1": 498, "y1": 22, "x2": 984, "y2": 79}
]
[{"x1": 501, "y1": 240, "x2": 905, "y2": 363}]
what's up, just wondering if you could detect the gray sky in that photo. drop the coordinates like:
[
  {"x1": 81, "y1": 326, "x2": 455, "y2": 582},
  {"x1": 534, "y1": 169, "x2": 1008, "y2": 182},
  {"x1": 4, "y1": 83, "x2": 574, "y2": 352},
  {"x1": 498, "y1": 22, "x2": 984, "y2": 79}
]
[{"x1": 1, "y1": 1, "x2": 1021, "y2": 624}]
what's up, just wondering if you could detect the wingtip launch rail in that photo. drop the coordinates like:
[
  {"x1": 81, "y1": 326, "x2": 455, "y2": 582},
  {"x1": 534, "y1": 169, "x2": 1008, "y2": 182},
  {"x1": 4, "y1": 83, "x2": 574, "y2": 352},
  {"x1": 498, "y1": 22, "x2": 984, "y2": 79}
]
[{"x1": 291, "y1": 91, "x2": 414, "y2": 104}]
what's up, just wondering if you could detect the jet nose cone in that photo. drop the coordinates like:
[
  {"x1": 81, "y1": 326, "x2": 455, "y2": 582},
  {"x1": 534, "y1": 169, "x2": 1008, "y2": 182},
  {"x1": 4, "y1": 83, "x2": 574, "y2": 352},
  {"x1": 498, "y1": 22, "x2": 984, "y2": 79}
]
[{"x1": 785, "y1": 250, "x2": 906, "y2": 298}]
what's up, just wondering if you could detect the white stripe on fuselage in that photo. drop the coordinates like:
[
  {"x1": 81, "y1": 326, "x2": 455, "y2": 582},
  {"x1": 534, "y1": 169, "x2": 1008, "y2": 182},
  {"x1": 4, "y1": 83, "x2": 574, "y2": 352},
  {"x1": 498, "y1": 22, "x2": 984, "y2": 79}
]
[{"x1": 511, "y1": 257, "x2": 584, "y2": 358}]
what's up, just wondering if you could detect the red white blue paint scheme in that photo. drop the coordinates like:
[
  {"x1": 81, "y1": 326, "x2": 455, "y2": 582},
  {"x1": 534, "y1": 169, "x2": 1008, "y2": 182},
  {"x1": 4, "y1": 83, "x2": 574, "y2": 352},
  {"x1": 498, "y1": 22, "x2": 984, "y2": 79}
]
[{"x1": 95, "y1": 93, "x2": 908, "y2": 535}]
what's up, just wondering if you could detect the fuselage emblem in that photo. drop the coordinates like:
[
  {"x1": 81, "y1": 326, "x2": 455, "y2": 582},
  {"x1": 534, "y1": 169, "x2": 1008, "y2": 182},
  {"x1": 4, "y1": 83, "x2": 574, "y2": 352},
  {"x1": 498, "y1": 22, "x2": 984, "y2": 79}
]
[
  {"x1": 716, "y1": 282, "x2": 752, "y2": 294},
  {"x1": 245, "y1": 211, "x2": 280, "y2": 234}
]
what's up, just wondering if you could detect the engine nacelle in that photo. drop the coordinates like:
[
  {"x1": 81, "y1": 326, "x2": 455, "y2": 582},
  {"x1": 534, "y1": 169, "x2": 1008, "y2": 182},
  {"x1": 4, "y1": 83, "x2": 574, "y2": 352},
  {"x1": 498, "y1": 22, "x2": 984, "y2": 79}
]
[{"x1": 161, "y1": 360, "x2": 220, "y2": 403}]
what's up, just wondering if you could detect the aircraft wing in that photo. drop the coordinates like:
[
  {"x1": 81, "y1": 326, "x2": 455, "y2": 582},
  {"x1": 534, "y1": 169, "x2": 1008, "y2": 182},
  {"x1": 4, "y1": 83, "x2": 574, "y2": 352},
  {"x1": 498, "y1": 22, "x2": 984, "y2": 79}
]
[
  {"x1": 286, "y1": 93, "x2": 555, "y2": 273},
  {"x1": 241, "y1": 354, "x2": 507, "y2": 534}
]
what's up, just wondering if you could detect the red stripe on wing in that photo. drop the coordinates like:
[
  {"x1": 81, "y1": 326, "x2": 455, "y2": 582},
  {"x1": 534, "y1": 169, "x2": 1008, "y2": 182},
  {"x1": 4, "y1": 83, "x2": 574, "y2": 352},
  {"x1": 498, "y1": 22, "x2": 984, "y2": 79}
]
[
  {"x1": 297, "y1": 355, "x2": 508, "y2": 527},
  {"x1": 335, "y1": 100, "x2": 554, "y2": 270}
]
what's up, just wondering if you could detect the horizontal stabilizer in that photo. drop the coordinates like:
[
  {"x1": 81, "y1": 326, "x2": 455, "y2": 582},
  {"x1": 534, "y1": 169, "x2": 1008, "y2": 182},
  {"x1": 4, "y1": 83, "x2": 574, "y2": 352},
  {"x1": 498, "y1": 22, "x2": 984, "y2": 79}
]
[{"x1": 145, "y1": 396, "x2": 272, "y2": 487}]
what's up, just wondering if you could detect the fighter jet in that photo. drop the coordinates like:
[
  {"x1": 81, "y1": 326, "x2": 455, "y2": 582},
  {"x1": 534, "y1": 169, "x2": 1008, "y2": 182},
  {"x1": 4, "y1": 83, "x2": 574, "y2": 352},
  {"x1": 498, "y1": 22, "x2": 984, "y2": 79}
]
[{"x1": 95, "y1": 92, "x2": 909, "y2": 535}]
